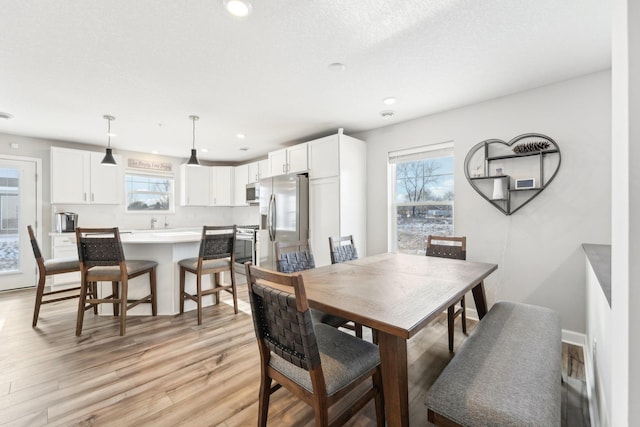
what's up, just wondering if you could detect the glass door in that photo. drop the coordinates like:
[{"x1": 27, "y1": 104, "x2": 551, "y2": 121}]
[{"x1": 0, "y1": 157, "x2": 38, "y2": 290}]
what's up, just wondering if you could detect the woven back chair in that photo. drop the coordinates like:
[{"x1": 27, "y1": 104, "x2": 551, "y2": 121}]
[
  {"x1": 275, "y1": 239, "x2": 315, "y2": 273},
  {"x1": 426, "y1": 235, "x2": 467, "y2": 352},
  {"x1": 245, "y1": 262, "x2": 384, "y2": 426},
  {"x1": 27, "y1": 225, "x2": 83, "y2": 328},
  {"x1": 275, "y1": 239, "x2": 361, "y2": 338},
  {"x1": 75, "y1": 227, "x2": 157, "y2": 336},
  {"x1": 328, "y1": 235, "x2": 358, "y2": 264},
  {"x1": 178, "y1": 225, "x2": 238, "y2": 324}
]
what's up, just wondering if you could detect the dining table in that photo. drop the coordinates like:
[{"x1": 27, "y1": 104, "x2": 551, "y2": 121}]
[{"x1": 298, "y1": 252, "x2": 498, "y2": 427}]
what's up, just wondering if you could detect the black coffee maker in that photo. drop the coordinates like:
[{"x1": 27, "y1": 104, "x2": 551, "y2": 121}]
[{"x1": 55, "y1": 212, "x2": 78, "y2": 233}]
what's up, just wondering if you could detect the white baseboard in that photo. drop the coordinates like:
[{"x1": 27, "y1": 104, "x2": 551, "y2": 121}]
[{"x1": 562, "y1": 329, "x2": 586, "y2": 347}]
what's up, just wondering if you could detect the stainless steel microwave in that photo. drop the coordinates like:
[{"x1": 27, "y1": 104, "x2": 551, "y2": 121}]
[{"x1": 246, "y1": 182, "x2": 260, "y2": 205}]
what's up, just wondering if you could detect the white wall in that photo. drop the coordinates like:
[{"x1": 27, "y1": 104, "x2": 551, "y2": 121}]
[
  {"x1": 355, "y1": 70, "x2": 612, "y2": 333},
  {"x1": 611, "y1": 0, "x2": 640, "y2": 425},
  {"x1": 0, "y1": 133, "x2": 260, "y2": 258}
]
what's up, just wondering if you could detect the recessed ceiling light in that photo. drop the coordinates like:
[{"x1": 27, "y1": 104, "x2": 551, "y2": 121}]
[
  {"x1": 0, "y1": 112, "x2": 14, "y2": 120},
  {"x1": 200, "y1": 148, "x2": 209, "y2": 153},
  {"x1": 223, "y1": 0, "x2": 252, "y2": 17},
  {"x1": 236, "y1": 133, "x2": 246, "y2": 139},
  {"x1": 328, "y1": 62, "x2": 346, "y2": 72},
  {"x1": 381, "y1": 110, "x2": 395, "y2": 119},
  {"x1": 383, "y1": 97, "x2": 397, "y2": 105}
]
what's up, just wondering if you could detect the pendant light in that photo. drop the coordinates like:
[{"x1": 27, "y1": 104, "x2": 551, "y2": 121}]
[
  {"x1": 101, "y1": 115, "x2": 117, "y2": 166},
  {"x1": 187, "y1": 115, "x2": 200, "y2": 166}
]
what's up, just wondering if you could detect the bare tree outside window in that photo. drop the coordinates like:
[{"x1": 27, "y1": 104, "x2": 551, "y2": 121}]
[
  {"x1": 126, "y1": 174, "x2": 173, "y2": 212},
  {"x1": 392, "y1": 153, "x2": 454, "y2": 255}
]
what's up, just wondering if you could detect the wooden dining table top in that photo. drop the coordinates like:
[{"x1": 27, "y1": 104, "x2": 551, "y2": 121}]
[{"x1": 299, "y1": 252, "x2": 498, "y2": 339}]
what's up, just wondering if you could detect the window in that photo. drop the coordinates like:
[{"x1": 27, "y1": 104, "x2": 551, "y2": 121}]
[
  {"x1": 125, "y1": 173, "x2": 174, "y2": 212},
  {"x1": 388, "y1": 142, "x2": 454, "y2": 255}
]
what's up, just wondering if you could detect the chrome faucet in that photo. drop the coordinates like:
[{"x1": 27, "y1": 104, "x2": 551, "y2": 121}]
[{"x1": 150, "y1": 217, "x2": 157, "y2": 229}]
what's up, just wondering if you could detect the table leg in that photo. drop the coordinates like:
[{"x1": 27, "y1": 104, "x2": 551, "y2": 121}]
[
  {"x1": 472, "y1": 280, "x2": 488, "y2": 319},
  {"x1": 377, "y1": 331, "x2": 409, "y2": 427}
]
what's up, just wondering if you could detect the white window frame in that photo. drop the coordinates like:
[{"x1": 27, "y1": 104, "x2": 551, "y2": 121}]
[
  {"x1": 125, "y1": 171, "x2": 175, "y2": 214},
  {"x1": 388, "y1": 141, "x2": 455, "y2": 254}
]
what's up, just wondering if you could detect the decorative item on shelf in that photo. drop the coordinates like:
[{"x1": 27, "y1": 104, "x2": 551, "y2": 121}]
[
  {"x1": 463, "y1": 133, "x2": 561, "y2": 216},
  {"x1": 472, "y1": 165, "x2": 483, "y2": 177},
  {"x1": 186, "y1": 115, "x2": 200, "y2": 167},
  {"x1": 101, "y1": 115, "x2": 117, "y2": 166},
  {"x1": 512, "y1": 140, "x2": 550, "y2": 153},
  {"x1": 515, "y1": 178, "x2": 536, "y2": 190},
  {"x1": 492, "y1": 177, "x2": 507, "y2": 200}
]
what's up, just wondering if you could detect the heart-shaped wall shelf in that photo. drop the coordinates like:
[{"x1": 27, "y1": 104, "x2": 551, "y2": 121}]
[{"x1": 464, "y1": 133, "x2": 561, "y2": 215}]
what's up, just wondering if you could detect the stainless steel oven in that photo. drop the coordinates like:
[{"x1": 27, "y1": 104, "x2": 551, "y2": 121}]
[{"x1": 235, "y1": 226, "x2": 258, "y2": 267}]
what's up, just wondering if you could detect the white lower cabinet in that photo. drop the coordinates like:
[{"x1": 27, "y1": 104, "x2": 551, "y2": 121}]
[{"x1": 51, "y1": 234, "x2": 80, "y2": 286}]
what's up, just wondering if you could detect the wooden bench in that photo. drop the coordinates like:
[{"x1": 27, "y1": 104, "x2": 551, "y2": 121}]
[{"x1": 425, "y1": 301, "x2": 562, "y2": 426}]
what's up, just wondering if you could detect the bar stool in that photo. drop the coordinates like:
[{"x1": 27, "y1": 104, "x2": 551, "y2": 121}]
[
  {"x1": 178, "y1": 225, "x2": 238, "y2": 325},
  {"x1": 27, "y1": 225, "x2": 83, "y2": 327},
  {"x1": 75, "y1": 227, "x2": 157, "y2": 336}
]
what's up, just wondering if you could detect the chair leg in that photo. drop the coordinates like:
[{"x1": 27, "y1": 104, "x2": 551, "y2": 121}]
[
  {"x1": 257, "y1": 374, "x2": 272, "y2": 427},
  {"x1": 32, "y1": 271, "x2": 47, "y2": 328},
  {"x1": 196, "y1": 273, "x2": 203, "y2": 325},
  {"x1": 373, "y1": 367, "x2": 385, "y2": 427},
  {"x1": 112, "y1": 281, "x2": 119, "y2": 316},
  {"x1": 312, "y1": 395, "x2": 330, "y2": 427},
  {"x1": 91, "y1": 282, "x2": 98, "y2": 315},
  {"x1": 120, "y1": 278, "x2": 128, "y2": 336},
  {"x1": 179, "y1": 267, "x2": 186, "y2": 314},
  {"x1": 447, "y1": 304, "x2": 455, "y2": 353},
  {"x1": 213, "y1": 272, "x2": 221, "y2": 306},
  {"x1": 230, "y1": 268, "x2": 238, "y2": 314},
  {"x1": 150, "y1": 267, "x2": 157, "y2": 316},
  {"x1": 354, "y1": 322, "x2": 363, "y2": 339},
  {"x1": 76, "y1": 278, "x2": 88, "y2": 336},
  {"x1": 461, "y1": 296, "x2": 467, "y2": 334}
]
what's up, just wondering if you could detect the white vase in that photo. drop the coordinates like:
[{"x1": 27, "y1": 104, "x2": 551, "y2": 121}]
[{"x1": 492, "y1": 178, "x2": 506, "y2": 200}]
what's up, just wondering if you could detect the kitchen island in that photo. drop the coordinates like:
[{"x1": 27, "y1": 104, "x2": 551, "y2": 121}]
[{"x1": 52, "y1": 229, "x2": 233, "y2": 316}]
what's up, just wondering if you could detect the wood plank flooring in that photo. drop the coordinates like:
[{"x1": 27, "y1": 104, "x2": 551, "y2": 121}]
[{"x1": 0, "y1": 274, "x2": 588, "y2": 426}]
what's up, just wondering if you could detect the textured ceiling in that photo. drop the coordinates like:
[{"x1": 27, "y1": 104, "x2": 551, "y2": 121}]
[{"x1": 0, "y1": 0, "x2": 611, "y2": 163}]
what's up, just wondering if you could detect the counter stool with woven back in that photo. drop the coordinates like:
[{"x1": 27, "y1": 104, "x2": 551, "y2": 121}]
[
  {"x1": 426, "y1": 235, "x2": 468, "y2": 352},
  {"x1": 245, "y1": 262, "x2": 385, "y2": 426},
  {"x1": 27, "y1": 225, "x2": 83, "y2": 327},
  {"x1": 75, "y1": 227, "x2": 157, "y2": 336},
  {"x1": 178, "y1": 225, "x2": 238, "y2": 325},
  {"x1": 276, "y1": 240, "x2": 360, "y2": 338}
]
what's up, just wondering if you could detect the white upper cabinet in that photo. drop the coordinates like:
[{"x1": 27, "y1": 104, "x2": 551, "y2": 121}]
[
  {"x1": 309, "y1": 134, "x2": 340, "y2": 179},
  {"x1": 268, "y1": 144, "x2": 308, "y2": 177},
  {"x1": 211, "y1": 166, "x2": 232, "y2": 206},
  {"x1": 248, "y1": 158, "x2": 270, "y2": 183},
  {"x1": 234, "y1": 164, "x2": 249, "y2": 206},
  {"x1": 51, "y1": 147, "x2": 121, "y2": 204},
  {"x1": 180, "y1": 164, "x2": 211, "y2": 206}
]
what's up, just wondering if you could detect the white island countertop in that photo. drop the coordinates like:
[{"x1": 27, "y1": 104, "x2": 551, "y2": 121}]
[{"x1": 50, "y1": 228, "x2": 203, "y2": 244}]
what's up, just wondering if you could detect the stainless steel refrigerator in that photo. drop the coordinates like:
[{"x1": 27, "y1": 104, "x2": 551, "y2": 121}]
[{"x1": 257, "y1": 174, "x2": 309, "y2": 271}]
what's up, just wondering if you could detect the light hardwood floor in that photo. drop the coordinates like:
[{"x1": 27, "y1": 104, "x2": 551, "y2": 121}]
[{"x1": 0, "y1": 274, "x2": 588, "y2": 426}]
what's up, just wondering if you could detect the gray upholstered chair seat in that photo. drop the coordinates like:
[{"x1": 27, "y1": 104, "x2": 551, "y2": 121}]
[
  {"x1": 178, "y1": 257, "x2": 231, "y2": 271},
  {"x1": 310, "y1": 309, "x2": 349, "y2": 329},
  {"x1": 43, "y1": 258, "x2": 80, "y2": 273},
  {"x1": 269, "y1": 323, "x2": 380, "y2": 396},
  {"x1": 86, "y1": 260, "x2": 158, "y2": 280}
]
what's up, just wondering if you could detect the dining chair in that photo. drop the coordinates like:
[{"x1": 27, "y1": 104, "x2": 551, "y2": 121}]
[
  {"x1": 327, "y1": 235, "x2": 364, "y2": 339},
  {"x1": 328, "y1": 235, "x2": 358, "y2": 264},
  {"x1": 75, "y1": 227, "x2": 157, "y2": 336},
  {"x1": 244, "y1": 262, "x2": 385, "y2": 426},
  {"x1": 275, "y1": 240, "x2": 361, "y2": 338},
  {"x1": 426, "y1": 235, "x2": 467, "y2": 352},
  {"x1": 27, "y1": 225, "x2": 83, "y2": 327},
  {"x1": 178, "y1": 225, "x2": 238, "y2": 325}
]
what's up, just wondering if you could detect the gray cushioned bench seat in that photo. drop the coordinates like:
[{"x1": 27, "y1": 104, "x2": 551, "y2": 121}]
[{"x1": 425, "y1": 301, "x2": 561, "y2": 427}]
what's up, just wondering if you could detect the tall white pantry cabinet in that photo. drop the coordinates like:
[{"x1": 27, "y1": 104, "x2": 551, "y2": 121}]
[{"x1": 308, "y1": 131, "x2": 366, "y2": 267}]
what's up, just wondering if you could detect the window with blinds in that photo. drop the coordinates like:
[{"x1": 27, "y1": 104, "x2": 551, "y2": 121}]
[{"x1": 388, "y1": 142, "x2": 454, "y2": 255}]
